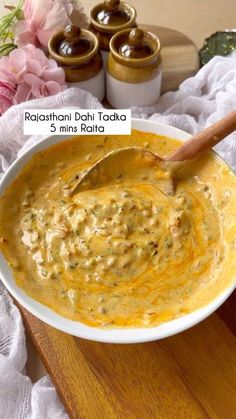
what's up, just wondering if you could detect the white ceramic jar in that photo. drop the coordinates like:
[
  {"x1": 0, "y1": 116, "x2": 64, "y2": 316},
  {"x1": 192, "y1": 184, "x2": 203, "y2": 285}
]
[
  {"x1": 106, "y1": 28, "x2": 162, "y2": 108},
  {"x1": 48, "y1": 25, "x2": 105, "y2": 102}
]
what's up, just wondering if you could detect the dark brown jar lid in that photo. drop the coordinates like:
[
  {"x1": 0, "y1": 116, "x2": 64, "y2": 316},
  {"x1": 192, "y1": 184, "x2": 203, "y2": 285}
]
[
  {"x1": 58, "y1": 25, "x2": 93, "y2": 58},
  {"x1": 48, "y1": 26, "x2": 99, "y2": 67},
  {"x1": 119, "y1": 28, "x2": 153, "y2": 58},
  {"x1": 89, "y1": 1, "x2": 136, "y2": 34},
  {"x1": 95, "y1": 0, "x2": 130, "y2": 26},
  {"x1": 109, "y1": 27, "x2": 161, "y2": 69}
]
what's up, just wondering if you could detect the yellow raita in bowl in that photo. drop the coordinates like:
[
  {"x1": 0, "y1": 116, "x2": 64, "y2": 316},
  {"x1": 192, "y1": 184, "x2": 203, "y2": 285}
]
[{"x1": 0, "y1": 120, "x2": 235, "y2": 342}]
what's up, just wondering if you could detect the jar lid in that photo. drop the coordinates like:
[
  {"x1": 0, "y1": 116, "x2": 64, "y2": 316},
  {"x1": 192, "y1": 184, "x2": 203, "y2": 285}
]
[
  {"x1": 90, "y1": 0, "x2": 136, "y2": 34},
  {"x1": 58, "y1": 25, "x2": 93, "y2": 57},
  {"x1": 96, "y1": 0, "x2": 130, "y2": 26},
  {"x1": 119, "y1": 28, "x2": 153, "y2": 58},
  {"x1": 48, "y1": 25, "x2": 99, "y2": 66},
  {"x1": 110, "y1": 27, "x2": 161, "y2": 66}
]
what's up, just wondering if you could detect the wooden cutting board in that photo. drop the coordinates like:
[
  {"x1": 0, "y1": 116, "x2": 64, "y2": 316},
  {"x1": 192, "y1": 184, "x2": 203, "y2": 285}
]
[
  {"x1": 17, "y1": 293, "x2": 236, "y2": 419},
  {"x1": 13, "y1": 25, "x2": 236, "y2": 419},
  {"x1": 140, "y1": 24, "x2": 200, "y2": 93}
]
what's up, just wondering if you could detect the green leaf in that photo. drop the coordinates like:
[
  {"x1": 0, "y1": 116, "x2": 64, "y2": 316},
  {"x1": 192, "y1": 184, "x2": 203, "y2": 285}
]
[
  {"x1": 0, "y1": 0, "x2": 23, "y2": 55},
  {"x1": 0, "y1": 42, "x2": 16, "y2": 56},
  {"x1": 199, "y1": 31, "x2": 236, "y2": 66}
]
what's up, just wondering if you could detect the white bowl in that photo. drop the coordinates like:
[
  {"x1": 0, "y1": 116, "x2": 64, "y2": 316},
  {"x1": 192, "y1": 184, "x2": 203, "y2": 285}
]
[{"x1": 0, "y1": 119, "x2": 235, "y2": 343}]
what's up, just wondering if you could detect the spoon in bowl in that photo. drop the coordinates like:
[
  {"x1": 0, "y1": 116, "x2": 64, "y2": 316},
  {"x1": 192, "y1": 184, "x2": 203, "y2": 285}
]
[{"x1": 71, "y1": 111, "x2": 236, "y2": 196}]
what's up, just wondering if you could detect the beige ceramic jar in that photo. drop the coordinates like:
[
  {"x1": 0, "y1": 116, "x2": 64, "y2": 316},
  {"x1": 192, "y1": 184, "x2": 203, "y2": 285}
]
[
  {"x1": 106, "y1": 28, "x2": 162, "y2": 108},
  {"x1": 48, "y1": 25, "x2": 105, "y2": 101},
  {"x1": 89, "y1": 0, "x2": 137, "y2": 59}
]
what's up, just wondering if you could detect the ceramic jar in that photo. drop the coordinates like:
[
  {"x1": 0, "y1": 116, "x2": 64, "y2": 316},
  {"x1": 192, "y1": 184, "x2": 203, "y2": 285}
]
[
  {"x1": 106, "y1": 28, "x2": 162, "y2": 108},
  {"x1": 48, "y1": 25, "x2": 105, "y2": 101},
  {"x1": 89, "y1": 0, "x2": 137, "y2": 60}
]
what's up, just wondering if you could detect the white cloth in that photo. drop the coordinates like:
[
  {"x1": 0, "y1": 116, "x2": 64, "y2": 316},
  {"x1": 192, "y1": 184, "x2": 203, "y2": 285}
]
[{"x1": 0, "y1": 54, "x2": 236, "y2": 418}]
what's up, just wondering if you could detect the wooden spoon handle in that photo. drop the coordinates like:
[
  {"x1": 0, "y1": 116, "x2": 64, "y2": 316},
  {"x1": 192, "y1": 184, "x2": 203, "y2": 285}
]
[{"x1": 166, "y1": 111, "x2": 236, "y2": 161}]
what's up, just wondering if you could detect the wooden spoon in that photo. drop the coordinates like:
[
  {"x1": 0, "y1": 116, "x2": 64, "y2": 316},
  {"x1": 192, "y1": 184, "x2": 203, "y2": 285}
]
[{"x1": 71, "y1": 111, "x2": 236, "y2": 196}]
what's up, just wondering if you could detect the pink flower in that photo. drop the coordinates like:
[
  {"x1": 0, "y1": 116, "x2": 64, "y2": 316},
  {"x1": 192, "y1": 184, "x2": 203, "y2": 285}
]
[
  {"x1": 0, "y1": 44, "x2": 66, "y2": 110},
  {"x1": 0, "y1": 81, "x2": 16, "y2": 115},
  {"x1": 14, "y1": 0, "x2": 88, "y2": 48}
]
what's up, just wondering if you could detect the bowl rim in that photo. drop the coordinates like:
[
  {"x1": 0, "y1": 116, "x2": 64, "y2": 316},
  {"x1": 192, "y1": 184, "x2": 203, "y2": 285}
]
[{"x1": 0, "y1": 118, "x2": 235, "y2": 343}]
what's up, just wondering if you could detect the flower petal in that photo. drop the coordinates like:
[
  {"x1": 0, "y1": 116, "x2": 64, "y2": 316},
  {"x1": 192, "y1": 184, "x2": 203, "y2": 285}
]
[
  {"x1": 41, "y1": 0, "x2": 70, "y2": 31},
  {"x1": 0, "y1": 81, "x2": 16, "y2": 93},
  {"x1": 44, "y1": 80, "x2": 63, "y2": 96},
  {"x1": 13, "y1": 20, "x2": 38, "y2": 47},
  {"x1": 43, "y1": 66, "x2": 65, "y2": 84},
  {"x1": 15, "y1": 83, "x2": 32, "y2": 103},
  {"x1": 0, "y1": 44, "x2": 66, "y2": 103},
  {"x1": 47, "y1": 81, "x2": 67, "y2": 96},
  {"x1": 23, "y1": 73, "x2": 43, "y2": 97},
  {"x1": 0, "y1": 80, "x2": 16, "y2": 114},
  {"x1": 0, "y1": 57, "x2": 17, "y2": 86},
  {"x1": 25, "y1": 0, "x2": 53, "y2": 29}
]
